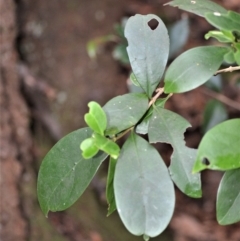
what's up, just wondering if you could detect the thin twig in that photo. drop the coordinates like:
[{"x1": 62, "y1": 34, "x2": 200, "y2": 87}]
[
  {"x1": 215, "y1": 66, "x2": 240, "y2": 76},
  {"x1": 148, "y1": 88, "x2": 164, "y2": 107},
  {"x1": 202, "y1": 88, "x2": 240, "y2": 111},
  {"x1": 113, "y1": 127, "x2": 134, "y2": 142}
]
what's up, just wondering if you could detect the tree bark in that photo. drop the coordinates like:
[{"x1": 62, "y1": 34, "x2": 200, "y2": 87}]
[{"x1": 0, "y1": 0, "x2": 33, "y2": 240}]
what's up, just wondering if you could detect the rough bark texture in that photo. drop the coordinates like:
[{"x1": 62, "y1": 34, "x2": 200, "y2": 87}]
[{"x1": 0, "y1": 0, "x2": 32, "y2": 240}]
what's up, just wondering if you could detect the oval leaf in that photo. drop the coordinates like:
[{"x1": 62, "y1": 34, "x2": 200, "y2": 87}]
[
  {"x1": 205, "y1": 11, "x2": 240, "y2": 32},
  {"x1": 37, "y1": 128, "x2": 108, "y2": 216},
  {"x1": 165, "y1": 0, "x2": 227, "y2": 17},
  {"x1": 80, "y1": 137, "x2": 99, "y2": 159},
  {"x1": 205, "y1": 30, "x2": 234, "y2": 43},
  {"x1": 103, "y1": 93, "x2": 148, "y2": 136},
  {"x1": 125, "y1": 14, "x2": 169, "y2": 97},
  {"x1": 84, "y1": 101, "x2": 107, "y2": 135},
  {"x1": 164, "y1": 46, "x2": 228, "y2": 93},
  {"x1": 217, "y1": 168, "x2": 240, "y2": 225},
  {"x1": 114, "y1": 132, "x2": 175, "y2": 237},
  {"x1": 193, "y1": 119, "x2": 240, "y2": 172},
  {"x1": 148, "y1": 107, "x2": 201, "y2": 197},
  {"x1": 93, "y1": 132, "x2": 120, "y2": 159}
]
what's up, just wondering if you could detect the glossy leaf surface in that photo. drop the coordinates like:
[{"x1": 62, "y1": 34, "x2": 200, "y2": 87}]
[
  {"x1": 84, "y1": 101, "x2": 107, "y2": 135},
  {"x1": 103, "y1": 93, "x2": 148, "y2": 136},
  {"x1": 206, "y1": 11, "x2": 240, "y2": 32},
  {"x1": 106, "y1": 157, "x2": 117, "y2": 216},
  {"x1": 37, "y1": 128, "x2": 108, "y2": 216},
  {"x1": 149, "y1": 107, "x2": 201, "y2": 197},
  {"x1": 114, "y1": 132, "x2": 175, "y2": 237},
  {"x1": 125, "y1": 14, "x2": 169, "y2": 97},
  {"x1": 164, "y1": 46, "x2": 228, "y2": 93},
  {"x1": 217, "y1": 168, "x2": 240, "y2": 225},
  {"x1": 193, "y1": 119, "x2": 240, "y2": 172},
  {"x1": 165, "y1": 0, "x2": 227, "y2": 17}
]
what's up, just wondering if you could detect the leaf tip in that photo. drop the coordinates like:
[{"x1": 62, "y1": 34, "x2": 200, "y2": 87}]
[
  {"x1": 41, "y1": 206, "x2": 50, "y2": 218},
  {"x1": 192, "y1": 161, "x2": 207, "y2": 173},
  {"x1": 110, "y1": 154, "x2": 119, "y2": 160},
  {"x1": 143, "y1": 234, "x2": 150, "y2": 241}
]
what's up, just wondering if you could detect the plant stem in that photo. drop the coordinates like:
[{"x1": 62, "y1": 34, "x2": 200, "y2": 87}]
[
  {"x1": 148, "y1": 88, "x2": 164, "y2": 107},
  {"x1": 215, "y1": 66, "x2": 240, "y2": 75},
  {"x1": 113, "y1": 127, "x2": 133, "y2": 142}
]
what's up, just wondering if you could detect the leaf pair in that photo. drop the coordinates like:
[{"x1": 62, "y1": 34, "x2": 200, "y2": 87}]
[
  {"x1": 82, "y1": 101, "x2": 119, "y2": 159},
  {"x1": 80, "y1": 133, "x2": 120, "y2": 159},
  {"x1": 126, "y1": 13, "x2": 201, "y2": 205},
  {"x1": 166, "y1": 1, "x2": 239, "y2": 66},
  {"x1": 205, "y1": 11, "x2": 240, "y2": 65},
  {"x1": 126, "y1": 14, "x2": 228, "y2": 95}
]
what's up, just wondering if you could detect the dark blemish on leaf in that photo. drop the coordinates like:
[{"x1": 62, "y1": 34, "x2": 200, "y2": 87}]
[
  {"x1": 202, "y1": 157, "x2": 210, "y2": 165},
  {"x1": 148, "y1": 19, "x2": 159, "y2": 30}
]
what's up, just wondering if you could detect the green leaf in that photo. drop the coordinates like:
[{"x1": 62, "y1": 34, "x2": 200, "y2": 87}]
[
  {"x1": 136, "y1": 96, "x2": 171, "y2": 135},
  {"x1": 106, "y1": 157, "x2": 117, "y2": 216},
  {"x1": 202, "y1": 100, "x2": 228, "y2": 134},
  {"x1": 84, "y1": 101, "x2": 107, "y2": 136},
  {"x1": 165, "y1": 0, "x2": 227, "y2": 17},
  {"x1": 114, "y1": 132, "x2": 175, "y2": 237},
  {"x1": 148, "y1": 107, "x2": 201, "y2": 197},
  {"x1": 217, "y1": 168, "x2": 240, "y2": 225},
  {"x1": 205, "y1": 11, "x2": 240, "y2": 32},
  {"x1": 93, "y1": 132, "x2": 120, "y2": 159},
  {"x1": 37, "y1": 128, "x2": 108, "y2": 216},
  {"x1": 170, "y1": 147, "x2": 201, "y2": 198},
  {"x1": 193, "y1": 119, "x2": 240, "y2": 172},
  {"x1": 125, "y1": 14, "x2": 169, "y2": 97},
  {"x1": 205, "y1": 30, "x2": 234, "y2": 43},
  {"x1": 169, "y1": 16, "x2": 189, "y2": 58},
  {"x1": 103, "y1": 93, "x2": 149, "y2": 136},
  {"x1": 80, "y1": 137, "x2": 99, "y2": 159},
  {"x1": 164, "y1": 46, "x2": 228, "y2": 93}
]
